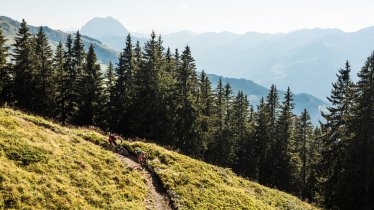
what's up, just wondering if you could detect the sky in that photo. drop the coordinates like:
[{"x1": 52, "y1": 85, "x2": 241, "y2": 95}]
[{"x1": 1, "y1": 0, "x2": 374, "y2": 34}]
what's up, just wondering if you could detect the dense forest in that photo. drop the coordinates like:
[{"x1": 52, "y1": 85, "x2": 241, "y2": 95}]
[{"x1": 0, "y1": 19, "x2": 373, "y2": 209}]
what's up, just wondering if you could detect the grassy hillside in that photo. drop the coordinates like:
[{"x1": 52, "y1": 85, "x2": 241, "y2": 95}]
[
  {"x1": 122, "y1": 142, "x2": 317, "y2": 210},
  {"x1": 0, "y1": 108, "x2": 317, "y2": 209},
  {"x1": 0, "y1": 109, "x2": 147, "y2": 209}
]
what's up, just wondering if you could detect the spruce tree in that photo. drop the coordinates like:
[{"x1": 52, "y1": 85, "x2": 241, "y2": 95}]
[
  {"x1": 72, "y1": 31, "x2": 85, "y2": 75},
  {"x1": 274, "y1": 87, "x2": 297, "y2": 192},
  {"x1": 232, "y1": 91, "x2": 255, "y2": 176},
  {"x1": 33, "y1": 27, "x2": 55, "y2": 116},
  {"x1": 0, "y1": 29, "x2": 11, "y2": 105},
  {"x1": 112, "y1": 34, "x2": 134, "y2": 133},
  {"x1": 320, "y1": 60, "x2": 353, "y2": 208},
  {"x1": 103, "y1": 61, "x2": 115, "y2": 130},
  {"x1": 174, "y1": 45, "x2": 201, "y2": 156},
  {"x1": 296, "y1": 109, "x2": 314, "y2": 199},
  {"x1": 63, "y1": 34, "x2": 78, "y2": 122},
  {"x1": 340, "y1": 53, "x2": 374, "y2": 210},
  {"x1": 11, "y1": 19, "x2": 36, "y2": 110},
  {"x1": 53, "y1": 42, "x2": 67, "y2": 122},
  {"x1": 262, "y1": 85, "x2": 280, "y2": 186},
  {"x1": 132, "y1": 32, "x2": 165, "y2": 141},
  {"x1": 255, "y1": 97, "x2": 271, "y2": 184},
  {"x1": 75, "y1": 44, "x2": 104, "y2": 126}
]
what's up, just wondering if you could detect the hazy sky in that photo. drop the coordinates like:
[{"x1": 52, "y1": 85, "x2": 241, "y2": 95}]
[{"x1": 2, "y1": 0, "x2": 374, "y2": 34}]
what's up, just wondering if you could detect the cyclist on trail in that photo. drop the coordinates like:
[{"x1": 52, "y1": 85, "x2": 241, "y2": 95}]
[
  {"x1": 108, "y1": 133, "x2": 117, "y2": 146},
  {"x1": 135, "y1": 147, "x2": 147, "y2": 165}
]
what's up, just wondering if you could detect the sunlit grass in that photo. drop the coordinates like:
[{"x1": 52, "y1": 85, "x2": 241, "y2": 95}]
[
  {"x1": 0, "y1": 108, "x2": 147, "y2": 209},
  {"x1": 0, "y1": 108, "x2": 317, "y2": 209},
  {"x1": 121, "y1": 142, "x2": 317, "y2": 210}
]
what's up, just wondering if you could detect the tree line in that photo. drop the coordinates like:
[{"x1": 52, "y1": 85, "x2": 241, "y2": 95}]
[{"x1": 0, "y1": 19, "x2": 373, "y2": 209}]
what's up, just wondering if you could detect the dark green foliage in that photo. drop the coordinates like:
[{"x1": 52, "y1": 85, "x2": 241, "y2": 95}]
[
  {"x1": 2, "y1": 142, "x2": 49, "y2": 166},
  {"x1": 75, "y1": 44, "x2": 104, "y2": 126},
  {"x1": 11, "y1": 19, "x2": 36, "y2": 110},
  {"x1": 111, "y1": 34, "x2": 134, "y2": 133},
  {"x1": 33, "y1": 27, "x2": 55, "y2": 116},
  {"x1": 0, "y1": 29, "x2": 11, "y2": 105},
  {"x1": 296, "y1": 109, "x2": 315, "y2": 199},
  {"x1": 174, "y1": 45, "x2": 201, "y2": 157},
  {"x1": 63, "y1": 34, "x2": 78, "y2": 123},
  {"x1": 320, "y1": 61, "x2": 353, "y2": 208},
  {"x1": 338, "y1": 54, "x2": 374, "y2": 210},
  {"x1": 54, "y1": 42, "x2": 67, "y2": 122}
]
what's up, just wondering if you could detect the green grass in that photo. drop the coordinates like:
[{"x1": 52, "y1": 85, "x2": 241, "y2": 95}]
[
  {"x1": 0, "y1": 108, "x2": 317, "y2": 209},
  {"x1": 122, "y1": 142, "x2": 318, "y2": 210},
  {"x1": 0, "y1": 108, "x2": 147, "y2": 209}
]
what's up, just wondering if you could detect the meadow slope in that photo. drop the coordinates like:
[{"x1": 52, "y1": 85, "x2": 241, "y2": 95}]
[{"x1": 0, "y1": 108, "x2": 317, "y2": 209}]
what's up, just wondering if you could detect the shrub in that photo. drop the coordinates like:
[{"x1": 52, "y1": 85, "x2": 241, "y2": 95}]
[{"x1": 2, "y1": 142, "x2": 49, "y2": 166}]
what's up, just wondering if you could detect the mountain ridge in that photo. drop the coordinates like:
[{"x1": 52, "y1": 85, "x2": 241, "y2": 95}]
[
  {"x1": 78, "y1": 16, "x2": 373, "y2": 98},
  {"x1": 0, "y1": 16, "x2": 118, "y2": 64}
]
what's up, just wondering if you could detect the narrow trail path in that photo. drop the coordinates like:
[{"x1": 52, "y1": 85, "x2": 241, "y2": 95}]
[{"x1": 118, "y1": 154, "x2": 173, "y2": 210}]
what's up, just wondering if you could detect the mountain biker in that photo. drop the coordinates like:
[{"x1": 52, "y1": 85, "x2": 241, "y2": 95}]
[
  {"x1": 136, "y1": 147, "x2": 142, "y2": 162},
  {"x1": 135, "y1": 147, "x2": 147, "y2": 165},
  {"x1": 108, "y1": 133, "x2": 117, "y2": 146}
]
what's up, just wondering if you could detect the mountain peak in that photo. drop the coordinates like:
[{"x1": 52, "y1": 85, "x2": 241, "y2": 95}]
[{"x1": 81, "y1": 16, "x2": 128, "y2": 38}]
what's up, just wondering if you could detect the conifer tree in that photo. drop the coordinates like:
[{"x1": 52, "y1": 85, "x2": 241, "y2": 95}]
[
  {"x1": 205, "y1": 79, "x2": 233, "y2": 166},
  {"x1": 340, "y1": 53, "x2": 374, "y2": 210},
  {"x1": 63, "y1": 34, "x2": 78, "y2": 122},
  {"x1": 274, "y1": 87, "x2": 297, "y2": 192},
  {"x1": 103, "y1": 61, "x2": 115, "y2": 130},
  {"x1": 262, "y1": 85, "x2": 280, "y2": 186},
  {"x1": 0, "y1": 29, "x2": 11, "y2": 105},
  {"x1": 232, "y1": 91, "x2": 255, "y2": 175},
  {"x1": 132, "y1": 32, "x2": 165, "y2": 141},
  {"x1": 174, "y1": 45, "x2": 201, "y2": 156},
  {"x1": 53, "y1": 42, "x2": 67, "y2": 122},
  {"x1": 296, "y1": 109, "x2": 314, "y2": 198},
  {"x1": 12, "y1": 19, "x2": 36, "y2": 110},
  {"x1": 75, "y1": 44, "x2": 103, "y2": 126},
  {"x1": 33, "y1": 27, "x2": 55, "y2": 116},
  {"x1": 256, "y1": 97, "x2": 272, "y2": 184},
  {"x1": 112, "y1": 34, "x2": 134, "y2": 133},
  {"x1": 320, "y1": 60, "x2": 353, "y2": 208},
  {"x1": 72, "y1": 31, "x2": 85, "y2": 75},
  {"x1": 215, "y1": 78, "x2": 225, "y2": 130}
]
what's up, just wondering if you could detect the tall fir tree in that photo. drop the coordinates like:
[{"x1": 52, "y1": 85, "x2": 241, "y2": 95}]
[
  {"x1": 0, "y1": 29, "x2": 11, "y2": 105},
  {"x1": 33, "y1": 27, "x2": 55, "y2": 116},
  {"x1": 340, "y1": 52, "x2": 374, "y2": 210},
  {"x1": 112, "y1": 34, "x2": 134, "y2": 133},
  {"x1": 174, "y1": 45, "x2": 201, "y2": 156},
  {"x1": 320, "y1": 60, "x2": 353, "y2": 208},
  {"x1": 296, "y1": 109, "x2": 314, "y2": 199},
  {"x1": 75, "y1": 44, "x2": 104, "y2": 126},
  {"x1": 103, "y1": 61, "x2": 115, "y2": 130},
  {"x1": 63, "y1": 34, "x2": 78, "y2": 122},
  {"x1": 11, "y1": 19, "x2": 36, "y2": 110},
  {"x1": 132, "y1": 32, "x2": 165, "y2": 141},
  {"x1": 261, "y1": 85, "x2": 280, "y2": 187},
  {"x1": 274, "y1": 87, "x2": 297, "y2": 192},
  {"x1": 53, "y1": 42, "x2": 67, "y2": 122},
  {"x1": 255, "y1": 97, "x2": 271, "y2": 184}
]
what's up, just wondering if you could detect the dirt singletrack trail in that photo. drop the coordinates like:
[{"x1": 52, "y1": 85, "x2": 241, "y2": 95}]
[{"x1": 118, "y1": 154, "x2": 173, "y2": 210}]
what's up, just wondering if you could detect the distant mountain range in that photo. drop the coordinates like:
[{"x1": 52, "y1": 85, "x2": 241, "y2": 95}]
[
  {"x1": 207, "y1": 74, "x2": 327, "y2": 125},
  {"x1": 0, "y1": 16, "x2": 118, "y2": 64},
  {"x1": 80, "y1": 17, "x2": 374, "y2": 99},
  {"x1": 0, "y1": 16, "x2": 327, "y2": 124}
]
